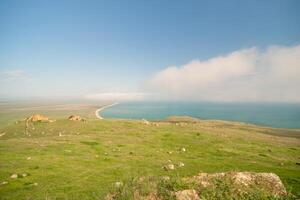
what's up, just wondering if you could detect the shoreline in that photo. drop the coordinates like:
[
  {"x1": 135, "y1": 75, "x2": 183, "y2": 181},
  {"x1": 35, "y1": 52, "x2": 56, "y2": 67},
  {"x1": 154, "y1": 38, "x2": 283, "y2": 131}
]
[{"x1": 95, "y1": 102, "x2": 119, "y2": 119}]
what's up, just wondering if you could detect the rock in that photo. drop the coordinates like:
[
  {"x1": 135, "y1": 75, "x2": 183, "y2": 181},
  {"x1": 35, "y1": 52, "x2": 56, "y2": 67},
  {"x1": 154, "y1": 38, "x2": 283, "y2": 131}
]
[
  {"x1": 186, "y1": 172, "x2": 287, "y2": 197},
  {"x1": 22, "y1": 173, "x2": 28, "y2": 177},
  {"x1": 175, "y1": 189, "x2": 200, "y2": 200},
  {"x1": 152, "y1": 123, "x2": 159, "y2": 127},
  {"x1": 134, "y1": 191, "x2": 161, "y2": 200},
  {"x1": 26, "y1": 114, "x2": 52, "y2": 122},
  {"x1": 68, "y1": 115, "x2": 85, "y2": 121},
  {"x1": 10, "y1": 174, "x2": 18, "y2": 179},
  {"x1": 105, "y1": 193, "x2": 115, "y2": 200},
  {"x1": 178, "y1": 162, "x2": 185, "y2": 167},
  {"x1": 27, "y1": 156, "x2": 32, "y2": 160},
  {"x1": 142, "y1": 119, "x2": 150, "y2": 125},
  {"x1": 1, "y1": 181, "x2": 8, "y2": 185},
  {"x1": 233, "y1": 172, "x2": 253, "y2": 186},
  {"x1": 161, "y1": 176, "x2": 170, "y2": 182},
  {"x1": 163, "y1": 164, "x2": 175, "y2": 171},
  {"x1": 115, "y1": 181, "x2": 123, "y2": 188}
]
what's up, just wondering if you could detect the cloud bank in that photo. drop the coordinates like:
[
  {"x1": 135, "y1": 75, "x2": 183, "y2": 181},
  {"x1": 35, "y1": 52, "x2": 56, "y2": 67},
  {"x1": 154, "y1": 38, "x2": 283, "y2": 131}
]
[
  {"x1": 147, "y1": 44, "x2": 300, "y2": 102},
  {"x1": 85, "y1": 92, "x2": 148, "y2": 101},
  {"x1": 0, "y1": 69, "x2": 27, "y2": 81}
]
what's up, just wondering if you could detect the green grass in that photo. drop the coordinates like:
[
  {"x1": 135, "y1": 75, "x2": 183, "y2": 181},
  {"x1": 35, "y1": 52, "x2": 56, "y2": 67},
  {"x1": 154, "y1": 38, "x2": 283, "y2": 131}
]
[{"x1": 0, "y1": 104, "x2": 299, "y2": 199}]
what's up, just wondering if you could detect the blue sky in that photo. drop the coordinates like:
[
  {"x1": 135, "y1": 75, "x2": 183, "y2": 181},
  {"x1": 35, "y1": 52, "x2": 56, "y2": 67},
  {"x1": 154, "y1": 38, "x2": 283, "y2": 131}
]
[{"x1": 0, "y1": 0, "x2": 299, "y2": 101}]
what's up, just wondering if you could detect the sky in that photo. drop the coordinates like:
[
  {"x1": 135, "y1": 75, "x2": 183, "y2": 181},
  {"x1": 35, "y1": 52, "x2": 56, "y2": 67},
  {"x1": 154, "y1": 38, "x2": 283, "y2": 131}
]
[{"x1": 0, "y1": 0, "x2": 300, "y2": 102}]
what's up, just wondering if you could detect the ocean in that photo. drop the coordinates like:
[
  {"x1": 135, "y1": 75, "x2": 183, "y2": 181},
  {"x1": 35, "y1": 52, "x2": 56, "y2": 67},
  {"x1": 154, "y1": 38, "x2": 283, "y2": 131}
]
[{"x1": 100, "y1": 101, "x2": 300, "y2": 129}]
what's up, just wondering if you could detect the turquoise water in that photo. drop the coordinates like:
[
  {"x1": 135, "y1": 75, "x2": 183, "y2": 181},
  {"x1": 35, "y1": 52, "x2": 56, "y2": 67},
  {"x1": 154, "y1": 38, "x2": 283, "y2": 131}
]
[{"x1": 101, "y1": 102, "x2": 300, "y2": 129}]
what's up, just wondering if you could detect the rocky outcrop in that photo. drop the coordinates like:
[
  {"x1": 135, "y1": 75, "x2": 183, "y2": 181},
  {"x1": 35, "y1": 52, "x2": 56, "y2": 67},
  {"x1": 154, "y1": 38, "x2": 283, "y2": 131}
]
[
  {"x1": 25, "y1": 114, "x2": 55, "y2": 135},
  {"x1": 185, "y1": 172, "x2": 287, "y2": 197},
  {"x1": 105, "y1": 171, "x2": 288, "y2": 200},
  {"x1": 26, "y1": 114, "x2": 54, "y2": 122}
]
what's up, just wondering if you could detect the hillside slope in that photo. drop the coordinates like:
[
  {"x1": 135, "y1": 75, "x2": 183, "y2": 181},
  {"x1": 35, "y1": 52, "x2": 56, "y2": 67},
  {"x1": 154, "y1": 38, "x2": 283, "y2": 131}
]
[{"x1": 0, "y1": 116, "x2": 299, "y2": 199}]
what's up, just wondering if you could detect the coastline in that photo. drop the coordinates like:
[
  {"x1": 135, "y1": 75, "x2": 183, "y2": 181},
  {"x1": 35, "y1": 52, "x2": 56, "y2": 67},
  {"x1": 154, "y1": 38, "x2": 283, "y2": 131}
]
[{"x1": 95, "y1": 102, "x2": 119, "y2": 119}]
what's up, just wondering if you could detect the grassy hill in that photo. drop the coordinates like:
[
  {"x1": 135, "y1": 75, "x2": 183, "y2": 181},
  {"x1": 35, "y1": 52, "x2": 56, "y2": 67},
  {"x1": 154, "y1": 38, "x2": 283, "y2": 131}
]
[{"x1": 0, "y1": 104, "x2": 299, "y2": 199}]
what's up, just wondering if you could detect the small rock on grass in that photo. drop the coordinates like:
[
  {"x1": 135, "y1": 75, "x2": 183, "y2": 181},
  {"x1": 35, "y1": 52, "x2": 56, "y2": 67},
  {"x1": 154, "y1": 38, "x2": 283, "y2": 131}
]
[
  {"x1": 10, "y1": 174, "x2": 18, "y2": 179},
  {"x1": 1, "y1": 181, "x2": 8, "y2": 185},
  {"x1": 115, "y1": 181, "x2": 123, "y2": 188},
  {"x1": 163, "y1": 164, "x2": 175, "y2": 171},
  {"x1": 178, "y1": 162, "x2": 185, "y2": 167}
]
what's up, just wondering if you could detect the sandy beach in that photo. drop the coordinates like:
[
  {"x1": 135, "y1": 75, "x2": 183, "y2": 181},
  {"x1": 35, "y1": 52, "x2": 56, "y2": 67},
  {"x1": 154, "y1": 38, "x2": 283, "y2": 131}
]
[{"x1": 95, "y1": 103, "x2": 119, "y2": 119}]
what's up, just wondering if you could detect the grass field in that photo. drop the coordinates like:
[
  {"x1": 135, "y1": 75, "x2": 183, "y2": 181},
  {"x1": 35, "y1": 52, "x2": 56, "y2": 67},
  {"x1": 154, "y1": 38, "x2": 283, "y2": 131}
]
[{"x1": 0, "y1": 103, "x2": 299, "y2": 199}]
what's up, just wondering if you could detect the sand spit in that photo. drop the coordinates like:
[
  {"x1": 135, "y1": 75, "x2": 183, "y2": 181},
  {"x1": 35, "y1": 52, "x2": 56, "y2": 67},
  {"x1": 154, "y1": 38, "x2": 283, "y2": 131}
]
[{"x1": 95, "y1": 103, "x2": 119, "y2": 119}]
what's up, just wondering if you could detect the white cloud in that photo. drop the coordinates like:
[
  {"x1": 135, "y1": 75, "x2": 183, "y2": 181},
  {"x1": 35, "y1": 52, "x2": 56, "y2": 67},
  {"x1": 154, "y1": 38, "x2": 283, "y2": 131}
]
[
  {"x1": 85, "y1": 92, "x2": 148, "y2": 101},
  {"x1": 0, "y1": 69, "x2": 27, "y2": 80},
  {"x1": 147, "y1": 44, "x2": 300, "y2": 102}
]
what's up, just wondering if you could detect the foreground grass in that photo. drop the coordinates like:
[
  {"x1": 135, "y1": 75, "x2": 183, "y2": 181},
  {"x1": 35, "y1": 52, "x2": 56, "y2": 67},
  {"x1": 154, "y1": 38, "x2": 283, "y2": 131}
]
[{"x1": 0, "y1": 114, "x2": 299, "y2": 199}]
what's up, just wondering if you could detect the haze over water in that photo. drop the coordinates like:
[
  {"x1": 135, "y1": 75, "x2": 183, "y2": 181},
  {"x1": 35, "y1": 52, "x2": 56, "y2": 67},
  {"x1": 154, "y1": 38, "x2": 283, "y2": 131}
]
[{"x1": 101, "y1": 102, "x2": 300, "y2": 129}]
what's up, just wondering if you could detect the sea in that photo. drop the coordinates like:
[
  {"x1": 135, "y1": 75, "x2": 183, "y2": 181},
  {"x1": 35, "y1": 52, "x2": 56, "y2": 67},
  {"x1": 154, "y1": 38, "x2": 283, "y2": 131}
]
[{"x1": 100, "y1": 101, "x2": 300, "y2": 129}]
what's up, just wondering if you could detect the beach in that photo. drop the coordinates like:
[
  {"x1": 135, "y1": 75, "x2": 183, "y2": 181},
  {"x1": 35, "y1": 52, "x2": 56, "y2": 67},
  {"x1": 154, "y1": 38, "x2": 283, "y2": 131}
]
[{"x1": 95, "y1": 102, "x2": 119, "y2": 119}]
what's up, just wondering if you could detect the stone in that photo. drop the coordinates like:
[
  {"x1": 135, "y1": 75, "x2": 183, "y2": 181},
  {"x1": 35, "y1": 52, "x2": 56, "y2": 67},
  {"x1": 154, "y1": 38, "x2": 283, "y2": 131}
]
[
  {"x1": 0, "y1": 132, "x2": 6, "y2": 137},
  {"x1": 10, "y1": 174, "x2": 18, "y2": 179},
  {"x1": 178, "y1": 162, "x2": 185, "y2": 167},
  {"x1": 186, "y1": 172, "x2": 287, "y2": 197},
  {"x1": 175, "y1": 189, "x2": 200, "y2": 200},
  {"x1": 68, "y1": 115, "x2": 85, "y2": 121},
  {"x1": 161, "y1": 176, "x2": 170, "y2": 182},
  {"x1": 115, "y1": 181, "x2": 123, "y2": 188},
  {"x1": 164, "y1": 164, "x2": 175, "y2": 171},
  {"x1": 142, "y1": 119, "x2": 150, "y2": 125}
]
